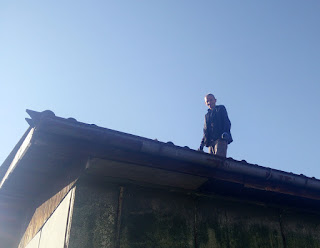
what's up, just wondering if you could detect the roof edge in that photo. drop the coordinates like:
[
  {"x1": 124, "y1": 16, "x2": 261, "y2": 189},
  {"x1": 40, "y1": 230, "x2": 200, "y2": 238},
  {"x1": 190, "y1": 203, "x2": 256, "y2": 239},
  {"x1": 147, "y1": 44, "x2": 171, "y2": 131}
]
[
  {"x1": 24, "y1": 109, "x2": 320, "y2": 198},
  {"x1": 0, "y1": 127, "x2": 32, "y2": 182}
]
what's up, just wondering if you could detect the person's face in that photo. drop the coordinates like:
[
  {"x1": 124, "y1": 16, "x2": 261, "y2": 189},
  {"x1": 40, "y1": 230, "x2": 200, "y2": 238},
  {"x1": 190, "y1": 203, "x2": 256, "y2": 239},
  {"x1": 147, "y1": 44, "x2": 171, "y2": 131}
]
[{"x1": 205, "y1": 95, "x2": 216, "y2": 109}]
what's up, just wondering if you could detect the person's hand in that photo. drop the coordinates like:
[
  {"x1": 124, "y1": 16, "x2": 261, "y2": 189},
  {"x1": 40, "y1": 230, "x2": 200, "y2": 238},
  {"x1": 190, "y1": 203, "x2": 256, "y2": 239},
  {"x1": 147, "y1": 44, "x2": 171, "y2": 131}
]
[
  {"x1": 221, "y1": 132, "x2": 230, "y2": 141},
  {"x1": 198, "y1": 146, "x2": 204, "y2": 152}
]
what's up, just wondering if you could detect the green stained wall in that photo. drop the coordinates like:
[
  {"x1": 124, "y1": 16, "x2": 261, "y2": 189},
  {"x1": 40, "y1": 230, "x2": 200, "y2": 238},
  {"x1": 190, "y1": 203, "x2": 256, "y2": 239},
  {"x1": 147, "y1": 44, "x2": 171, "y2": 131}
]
[
  {"x1": 196, "y1": 197, "x2": 283, "y2": 248},
  {"x1": 68, "y1": 181, "x2": 119, "y2": 248},
  {"x1": 68, "y1": 179, "x2": 320, "y2": 248},
  {"x1": 119, "y1": 186, "x2": 195, "y2": 248},
  {"x1": 282, "y1": 210, "x2": 320, "y2": 247}
]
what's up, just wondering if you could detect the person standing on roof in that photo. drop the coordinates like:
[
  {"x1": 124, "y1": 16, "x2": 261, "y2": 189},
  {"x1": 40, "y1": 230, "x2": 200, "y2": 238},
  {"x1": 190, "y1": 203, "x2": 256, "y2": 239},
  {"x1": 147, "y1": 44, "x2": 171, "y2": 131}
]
[{"x1": 198, "y1": 93, "x2": 233, "y2": 157}]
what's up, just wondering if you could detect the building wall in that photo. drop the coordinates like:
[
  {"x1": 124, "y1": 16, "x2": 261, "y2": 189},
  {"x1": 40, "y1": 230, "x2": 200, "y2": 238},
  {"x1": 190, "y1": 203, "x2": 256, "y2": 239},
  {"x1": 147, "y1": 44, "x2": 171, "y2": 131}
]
[
  {"x1": 68, "y1": 180, "x2": 119, "y2": 248},
  {"x1": 68, "y1": 179, "x2": 320, "y2": 248},
  {"x1": 24, "y1": 188, "x2": 75, "y2": 248},
  {"x1": 19, "y1": 181, "x2": 76, "y2": 248}
]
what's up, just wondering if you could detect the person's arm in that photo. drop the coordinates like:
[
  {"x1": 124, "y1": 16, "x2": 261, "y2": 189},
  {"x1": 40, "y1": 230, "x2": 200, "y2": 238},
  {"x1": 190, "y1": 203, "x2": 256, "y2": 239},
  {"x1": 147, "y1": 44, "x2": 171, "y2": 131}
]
[
  {"x1": 221, "y1": 106, "x2": 231, "y2": 132},
  {"x1": 221, "y1": 106, "x2": 233, "y2": 143},
  {"x1": 199, "y1": 117, "x2": 207, "y2": 151}
]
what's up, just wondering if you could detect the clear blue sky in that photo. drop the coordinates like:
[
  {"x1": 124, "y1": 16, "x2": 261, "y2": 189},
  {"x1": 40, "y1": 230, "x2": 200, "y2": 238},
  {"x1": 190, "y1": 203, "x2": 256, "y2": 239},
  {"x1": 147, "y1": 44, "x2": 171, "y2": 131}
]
[{"x1": 1, "y1": 1, "x2": 320, "y2": 178}]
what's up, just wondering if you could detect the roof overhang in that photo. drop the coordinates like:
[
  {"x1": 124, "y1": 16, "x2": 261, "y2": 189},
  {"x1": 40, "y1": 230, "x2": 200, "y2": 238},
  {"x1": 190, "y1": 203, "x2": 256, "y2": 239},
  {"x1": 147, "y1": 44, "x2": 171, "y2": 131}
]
[{"x1": 2, "y1": 109, "x2": 320, "y2": 211}]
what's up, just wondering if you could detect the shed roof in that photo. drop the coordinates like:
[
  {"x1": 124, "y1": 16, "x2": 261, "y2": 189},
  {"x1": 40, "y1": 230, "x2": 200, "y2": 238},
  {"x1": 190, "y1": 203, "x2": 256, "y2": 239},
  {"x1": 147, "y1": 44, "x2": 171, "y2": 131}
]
[
  {"x1": 1, "y1": 109, "x2": 320, "y2": 209},
  {"x1": 3, "y1": 109, "x2": 320, "y2": 247}
]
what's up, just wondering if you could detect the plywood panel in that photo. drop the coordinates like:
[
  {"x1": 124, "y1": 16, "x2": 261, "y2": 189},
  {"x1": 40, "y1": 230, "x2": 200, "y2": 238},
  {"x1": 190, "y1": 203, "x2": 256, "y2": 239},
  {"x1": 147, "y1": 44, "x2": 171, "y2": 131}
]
[
  {"x1": 25, "y1": 231, "x2": 41, "y2": 248},
  {"x1": 38, "y1": 189, "x2": 73, "y2": 248},
  {"x1": 19, "y1": 181, "x2": 76, "y2": 248}
]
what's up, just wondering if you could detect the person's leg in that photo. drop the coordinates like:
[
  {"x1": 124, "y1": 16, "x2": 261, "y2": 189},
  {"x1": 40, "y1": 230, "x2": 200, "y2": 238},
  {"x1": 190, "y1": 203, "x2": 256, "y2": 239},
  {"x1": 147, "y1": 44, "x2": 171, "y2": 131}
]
[
  {"x1": 209, "y1": 140, "x2": 218, "y2": 154},
  {"x1": 214, "y1": 139, "x2": 228, "y2": 157},
  {"x1": 208, "y1": 146, "x2": 214, "y2": 154}
]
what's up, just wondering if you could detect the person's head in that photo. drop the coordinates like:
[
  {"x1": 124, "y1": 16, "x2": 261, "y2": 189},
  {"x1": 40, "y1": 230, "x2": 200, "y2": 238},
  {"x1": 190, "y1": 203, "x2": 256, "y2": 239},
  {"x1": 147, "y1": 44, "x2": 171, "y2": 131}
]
[{"x1": 204, "y1": 94, "x2": 216, "y2": 110}]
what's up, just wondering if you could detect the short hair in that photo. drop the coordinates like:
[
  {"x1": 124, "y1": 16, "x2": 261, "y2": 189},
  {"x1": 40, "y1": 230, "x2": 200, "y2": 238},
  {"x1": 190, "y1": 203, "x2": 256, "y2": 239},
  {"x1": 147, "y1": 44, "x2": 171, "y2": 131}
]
[{"x1": 205, "y1": 93, "x2": 216, "y2": 99}]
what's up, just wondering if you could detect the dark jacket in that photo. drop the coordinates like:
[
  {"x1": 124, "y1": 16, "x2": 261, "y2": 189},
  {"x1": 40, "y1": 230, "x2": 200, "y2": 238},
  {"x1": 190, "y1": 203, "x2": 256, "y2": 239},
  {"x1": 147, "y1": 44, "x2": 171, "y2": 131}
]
[{"x1": 200, "y1": 105, "x2": 233, "y2": 148}]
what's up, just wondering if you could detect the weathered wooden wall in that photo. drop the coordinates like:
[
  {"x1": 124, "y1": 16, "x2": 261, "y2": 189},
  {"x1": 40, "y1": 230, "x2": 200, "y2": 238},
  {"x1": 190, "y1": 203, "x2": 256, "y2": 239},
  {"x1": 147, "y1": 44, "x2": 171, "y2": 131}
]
[{"x1": 68, "y1": 179, "x2": 320, "y2": 248}]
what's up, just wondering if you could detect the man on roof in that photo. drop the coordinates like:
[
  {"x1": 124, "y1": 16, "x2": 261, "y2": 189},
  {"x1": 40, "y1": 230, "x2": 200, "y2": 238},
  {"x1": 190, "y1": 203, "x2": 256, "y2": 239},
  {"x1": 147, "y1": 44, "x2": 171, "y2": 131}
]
[{"x1": 198, "y1": 93, "x2": 233, "y2": 157}]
